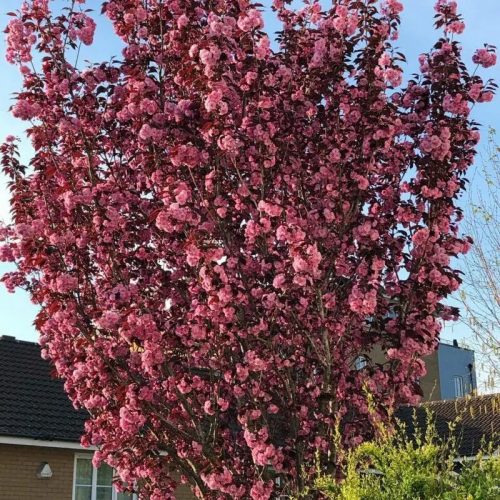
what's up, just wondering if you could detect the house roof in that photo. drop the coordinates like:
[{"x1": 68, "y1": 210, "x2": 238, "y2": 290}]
[
  {"x1": 0, "y1": 335, "x2": 87, "y2": 442},
  {"x1": 396, "y1": 394, "x2": 500, "y2": 458},
  {"x1": 0, "y1": 334, "x2": 498, "y2": 457}
]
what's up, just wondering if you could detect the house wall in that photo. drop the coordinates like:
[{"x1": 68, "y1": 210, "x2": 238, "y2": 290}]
[
  {"x1": 438, "y1": 343, "x2": 476, "y2": 400},
  {"x1": 0, "y1": 444, "x2": 74, "y2": 500},
  {"x1": 370, "y1": 343, "x2": 477, "y2": 402},
  {"x1": 420, "y1": 350, "x2": 441, "y2": 401},
  {"x1": 0, "y1": 443, "x2": 196, "y2": 500},
  {"x1": 368, "y1": 346, "x2": 442, "y2": 401}
]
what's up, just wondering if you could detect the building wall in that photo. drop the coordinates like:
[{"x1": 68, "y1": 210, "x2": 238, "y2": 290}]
[
  {"x1": 0, "y1": 444, "x2": 196, "y2": 500},
  {"x1": 170, "y1": 471, "x2": 198, "y2": 500},
  {"x1": 368, "y1": 343, "x2": 478, "y2": 402},
  {"x1": 368, "y1": 346, "x2": 442, "y2": 401},
  {"x1": 0, "y1": 444, "x2": 74, "y2": 500},
  {"x1": 438, "y1": 343, "x2": 476, "y2": 400},
  {"x1": 419, "y1": 350, "x2": 441, "y2": 401}
]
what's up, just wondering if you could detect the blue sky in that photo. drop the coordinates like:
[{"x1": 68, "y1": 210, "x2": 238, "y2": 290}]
[{"x1": 1, "y1": 1, "x2": 499, "y2": 347}]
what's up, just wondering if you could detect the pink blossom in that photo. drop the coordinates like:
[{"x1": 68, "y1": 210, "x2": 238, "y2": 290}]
[
  {"x1": 119, "y1": 407, "x2": 146, "y2": 434},
  {"x1": 199, "y1": 46, "x2": 221, "y2": 72},
  {"x1": 384, "y1": 68, "x2": 402, "y2": 87},
  {"x1": 412, "y1": 228, "x2": 430, "y2": 246},
  {"x1": 478, "y1": 91, "x2": 494, "y2": 103},
  {"x1": 310, "y1": 38, "x2": 327, "y2": 68},
  {"x1": 348, "y1": 286, "x2": 377, "y2": 315},
  {"x1": 155, "y1": 210, "x2": 173, "y2": 233},
  {"x1": 203, "y1": 401, "x2": 215, "y2": 415},
  {"x1": 383, "y1": 0, "x2": 404, "y2": 16},
  {"x1": 443, "y1": 93, "x2": 469, "y2": 115},
  {"x1": 250, "y1": 480, "x2": 273, "y2": 500},
  {"x1": 435, "y1": 0, "x2": 458, "y2": 16},
  {"x1": 245, "y1": 351, "x2": 268, "y2": 372},
  {"x1": 217, "y1": 134, "x2": 241, "y2": 153},
  {"x1": 472, "y1": 48, "x2": 497, "y2": 68},
  {"x1": 142, "y1": 345, "x2": 165, "y2": 374},
  {"x1": 174, "y1": 183, "x2": 191, "y2": 205},
  {"x1": 186, "y1": 244, "x2": 202, "y2": 267},
  {"x1": 97, "y1": 311, "x2": 121, "y2": 330},
  {"x1": 237, "y1": 9, "x2": 263, "y2": 32},
  {"x1": 272, "y1": 274, "x2": 286, "y2": 290},
  {"x1": 1, "y1": 1, "x2": 494, "y2": 497},
  {"x1": 55, "y1": 274, "x2": 78, "y2": 293},
  {"x1": 204, "y1": 89, "x2": 223, "y2": 112},
  {"x1": 257, "y1": 200, "x2": 282, "y2": 218},
  {"x1": 177, "y1": 14, "x2": 189, "y2": 29},
  {"x1": 236, "y1": 364, "x2": 249, "y2": 382},
  {"x1": 12, "y1": 100, "x2": 40, "y2": 120},
  {"x1": 255, "y1": 36, "x2": 270, "y2": 60},
  {"x1": 446, "y1": 21, "x2": 465, "y2": 34},
  {"x1": 468, "y1": 83, "x2": 483, "y2": 101},
  {"x1": 0, "y1": 245, "x2": 15, "y2": 262},
  {"x1": 139, "y1": 123, "x2": 153, "y2": 141}
]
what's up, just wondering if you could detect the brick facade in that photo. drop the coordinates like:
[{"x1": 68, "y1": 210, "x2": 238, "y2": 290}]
[
  {"x1": 0, "y1": 444, "x2": 196, "y2": 500},
  {"x1": 369, "y1": 346, "x2": 441, "y2": 401},
  {"x1": 0, "y1": 444, "x2": 75, "y2": 500}
]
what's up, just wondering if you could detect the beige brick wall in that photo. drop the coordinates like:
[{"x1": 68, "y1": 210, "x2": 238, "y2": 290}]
[
  {"x1": 171, "y1": 474, "x2": 197, "y2": 500},
  {"x1": 0, "y1": 444, "x2": 196, "y2": 500},
  {"x1": 419, "y1": 350, "x2": 441, "y2": 401},
  {"x1": 0, "y1": 444, "x2": 75, "y2": 500},
  {"x1": 369, "y1": 346, "x2": 442, "y2": 401}
]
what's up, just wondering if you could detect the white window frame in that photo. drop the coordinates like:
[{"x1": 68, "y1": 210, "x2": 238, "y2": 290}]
[
  {"x1": 72, "y1": 453, "x2": 138, "y2": 500},
  {"x1": 354, "y1": 355, "x2": 368, "y2": 371},
  {"x1": 454, "y1": 375, "x2": 465, "y2": 398}
]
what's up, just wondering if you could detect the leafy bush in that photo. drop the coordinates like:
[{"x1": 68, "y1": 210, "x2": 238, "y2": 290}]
[{"x1": 314, "y1": 413, "x2": 500, "y2": 500}]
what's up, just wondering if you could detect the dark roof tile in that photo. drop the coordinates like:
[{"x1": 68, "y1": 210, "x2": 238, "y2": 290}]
[
  {"x1": 395, "y1": 394, "x2": 500, "y2": 457},
  {"x1": 0, "y1": 335, "x2": 87, "y2": 442},
  {"x1": 1, "y1": 335, "x2": 498, "y2": 457}
]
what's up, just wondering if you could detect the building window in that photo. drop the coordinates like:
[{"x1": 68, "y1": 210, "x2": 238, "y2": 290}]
[
  {"x1": 354, "y1": 356, "x2": 368, "y2": 371},
  {"x1": 73, "y1": 455, "x2": 136, "y2": 500},
  {"x1": 454, "y1": 376, "x2": 465, "y2": 398}
]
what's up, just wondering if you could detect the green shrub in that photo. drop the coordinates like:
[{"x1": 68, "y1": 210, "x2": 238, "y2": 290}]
[{"x1": 314, "y1": 413, "x2": 499, "y2": 500}]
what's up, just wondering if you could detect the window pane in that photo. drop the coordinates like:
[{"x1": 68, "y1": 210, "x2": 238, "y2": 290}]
[
  {"x1": 96, "y1": 487, "x2": 113, "y2": 500},
  {"x1": 354, "y1": 356, "x2": 367, "y2": 371},
  {"x1": 76, "y1": 459, "x2": 93, "y2": 485},
  {"x1": 117, "y1": 493, "x2": 133, "y2": 500},
  {"x1": 97, "y1": 463, "x2": 114, "y2": 486},
  {"x1": 454, "y1": 376, "x2": 464, "y2": 397},
  {"x1": 75, "y1": 486, "x2": 92, "y2": 500}
]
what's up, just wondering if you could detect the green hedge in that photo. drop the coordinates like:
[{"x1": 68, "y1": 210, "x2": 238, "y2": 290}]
[{"x1": 314, "y1": 413, "x2": 499, "y2": 500}]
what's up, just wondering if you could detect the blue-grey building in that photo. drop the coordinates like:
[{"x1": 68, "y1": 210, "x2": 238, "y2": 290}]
[
  {"x1": 367, "y1": 339, "x2": 477, "y2": 401},
  {"x1": 436, "y1": 340, "x2": 477, "y2": 400}
]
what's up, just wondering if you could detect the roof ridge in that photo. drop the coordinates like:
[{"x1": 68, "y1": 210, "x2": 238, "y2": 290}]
[
  {"x1": 397, "y1": 393, "x2": 500, "y2": 410},
  {"x1": 422, "y1": 393, "x2": 500, "y2": 405},
  {"x1": 0, "y1": 335, "x2": 39, "y2": 346}
]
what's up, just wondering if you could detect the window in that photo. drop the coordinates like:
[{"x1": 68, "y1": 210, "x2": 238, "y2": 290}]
[
  {"x1": 354, "y1": 355, "x2": 368, "y2": 371},
  {"x1": 73, "y1": 455, "x2": 136, "y2": 500},
  {"x1": 454, "y1": 376, "x2": 465, "y2": 398}
]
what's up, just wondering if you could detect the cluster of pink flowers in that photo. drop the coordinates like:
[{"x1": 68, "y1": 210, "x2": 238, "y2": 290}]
[
  {"x1": 473, "y1": 48, "x2": 497, "y2": 68},
  {"x1": 443, "y1": 93, "x2": 470, "y2": 115},
  {"x1": 69, "y1": 13, "x2": 96, "y2": 46},
  {"x1": 237, "y1": 8, "x2": 263, "y2": 32},
  {"x1": 5, "y1": 18, "x2": 36, "y2": 63},
  {"x1": 0, "y1": 0, "x2": 495, "y2": 498},
  {"x1": 445, "y1": 20, "x2": 465, "y2": 34},
  {"x1": 383, "y1": 0, "x2": 404, "y2": 16},
  {"x1": 435, "y1": 0, "x2": 458, "y2": 16}
]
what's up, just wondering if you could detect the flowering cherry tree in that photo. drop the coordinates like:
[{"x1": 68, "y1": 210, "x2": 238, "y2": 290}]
[{"x1": 0, "y1": 0, "x2": 496, "y2": 498}]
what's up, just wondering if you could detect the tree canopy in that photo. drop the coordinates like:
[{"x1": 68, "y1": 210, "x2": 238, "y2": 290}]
[{"x1": 0, "y1": 0, "x2": 496, "y2": 497}]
